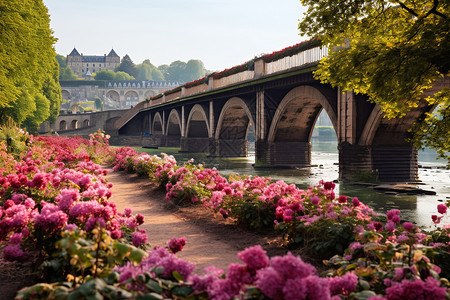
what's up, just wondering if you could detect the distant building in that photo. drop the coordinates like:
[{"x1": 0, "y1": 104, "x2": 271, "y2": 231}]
[{"x1": 66, "y1": 48, "x2": 120, "y2": 76}]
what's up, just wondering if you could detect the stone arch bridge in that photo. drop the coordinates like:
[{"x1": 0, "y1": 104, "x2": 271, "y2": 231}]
[
  {"x1": 60, "y1": 80, "x2": 182, "y2": 109},
  {"x1": 112, "y1": 45, "x2": 447, "y2": 183}
]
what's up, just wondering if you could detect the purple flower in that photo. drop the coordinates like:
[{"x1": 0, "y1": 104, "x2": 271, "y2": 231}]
[
  {"x1": 385, "y1": 278, "x2": 446, "y2": 299},
  {"x1": 270, "y1": 252, "x2": 316, "y2": 280},
  {"x1": 131, "y1": 229, "x2": 148, "y2": 247},
  {"x1": 310, "y1": 196, "x2": 321, "y2": 205},
  {"x1": 385, "y1": 221, "x2": 397, "y2": 232},
  {"x1": 3, "y1": 244, "x2": 27, "y2": 261},
  {"x1": 167, "y1": 237, "x2": 186, "y2": 253},
  {"x1": 255, "y1": 267, "x2": 284, "y2": 300},
  {"x1": 282, "y1": 278, "x2": 308, "y2": 300},
  {"x1": 402, "y1": 222, "x2": 415, "y2": 232},
  {"x1": 237, "y1": 245, "x2": 269, "y2": 270},
  {"x1": 328, "y1": 272, "x2": 358, "y2": 295}
]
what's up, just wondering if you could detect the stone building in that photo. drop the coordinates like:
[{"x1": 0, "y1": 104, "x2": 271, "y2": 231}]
[{"x1": 66, "y1": 48, "x2": 120, "y2": 76}]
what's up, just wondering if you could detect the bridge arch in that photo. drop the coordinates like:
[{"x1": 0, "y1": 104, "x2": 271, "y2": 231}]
[
  {"x1": 215, "y1": 97, "x2": 254, "y2": 140},
  {"x1": 267, "y1": 85, "x2": 337, "y2": 143},
  {"x1": 83, "y1": 119, "x2": 90, "y2": 127},
  {"x1": 106, "y1": 90, "x2": 120, "y2": 102},
  {"x1": 59, "y1": 120, "x2": 67, "y2": 131},
  {"x1": 124, "y1": 90, "x2": 139, "y2": 104},
  {"x1": 61, "y1": 90, "x2": 71, "y2": 100},
  {"x1": 186, "y1": 104, "x2": 210, "y2": 138},
  {"x1": 70, "y1": 120, "x2": 78, "y2": 129},
  {"x1": 152, "y1": 112, "x2": 164, "y2": 135},
  {"x1": 166, "y1": 109, "x2": 182, "y2": 136}
]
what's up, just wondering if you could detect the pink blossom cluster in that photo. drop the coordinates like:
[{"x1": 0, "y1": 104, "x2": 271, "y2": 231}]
[
  {"x1": 115, "y1": 245, "x2": 195, "y2": 291},
  {"x1": 0, "y1": 137, "x2": 146, "y2": 261}
]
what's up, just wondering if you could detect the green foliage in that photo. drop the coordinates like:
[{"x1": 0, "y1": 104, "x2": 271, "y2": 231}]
[
  {"x1": 0, "y1": 120, "x2": 31, "y2": 159},
  {"x1": 94, "y1": 69, "x2": 135, "y2": 81},
  {"x1": 56, "y1": 54, "x2": 77, "y2": 81},
  {"x1": 136, "y1": 59, "x2": 164, "y2": 81},
  {"x1": 94, "y1": 97, "x2": 103, "y2": 111},
  {"x1": 299, "y1": 0, "x2": 450, "y2": 163},
  {"x1": 158, "y1": 59, "x2": 206, "y2": 82},
  {"x1": 41, "y1": 227, "x2": 148, "y2": 285},
  {"x1": 0, "y1": 0, "x2": 61, "y2": 127},
  {"x1": 115, "y1": 54, "x2": 138, "y2": 78}
]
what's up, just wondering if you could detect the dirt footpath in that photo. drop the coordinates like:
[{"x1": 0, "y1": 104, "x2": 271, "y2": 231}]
[{"x1": 107, "y1": 170, "x2": 287, "y2": 272}]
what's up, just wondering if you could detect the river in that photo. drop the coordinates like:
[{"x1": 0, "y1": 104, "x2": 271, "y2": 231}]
[{"x1": 133, "y1": 139, "x2": 449, "y2": 229}]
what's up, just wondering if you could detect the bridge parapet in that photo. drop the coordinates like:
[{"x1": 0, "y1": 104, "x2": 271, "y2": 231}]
[{"x1": 265, "y1": 46, "x2": 328, "y2": 75}]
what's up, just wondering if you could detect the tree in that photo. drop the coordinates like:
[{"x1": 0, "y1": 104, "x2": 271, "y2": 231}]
[
  {"x1": 185, "y1": 59, "x2": 206, "y2": 82},
  {"x1": 0, "y1": 0, "x2": 61, "y2": 128},
  {"x1": 55, "y1": 54, "x2": 76, "y2": 80},
  {"x1": 94, "y1": 70, "x2": 116, "y2": 81},
  {"x1": 299, "y1": 0, "x2": 449, "y2": 163},
  {"x1": 158, "y1": 59, "x2": 206, "y2": 82},
  {"x1": 114, "y1": 71, "x2": 135, "y2": 81},
  {"x1": 136, "y1": 59, "x2": 164, "y2": 81},
  {"x1": 115, "y1": 54, "x2": 137, "y2": 78},
  {"x1": 94, "y1": 70, "x2": 135, "y2": 81}
]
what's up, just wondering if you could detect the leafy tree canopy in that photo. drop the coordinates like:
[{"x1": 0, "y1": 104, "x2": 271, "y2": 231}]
[
  {"x1": 299, "y1": 0, "x2": 449, "y2": 162},
  {"x1": 56, "y1": 54, "x2": 77, "y2": 80},
  {"x1": 94, "y1": 70, "x2": 135, "y2": 81},
  {"x1": 0, "y1": 0, "x2": 61, "y2": 129},
  {"x1": 115, "y1": 54, "x2": 137, "y2": 78},
  {"x1": 136, "y1": 59, "x2": 164, "y2": 81},
  {"x1": 158, "y1": 59, "x2": 206, "y2": 82}
]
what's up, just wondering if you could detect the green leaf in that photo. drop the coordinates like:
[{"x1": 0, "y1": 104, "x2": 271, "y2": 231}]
[
  {"x1": 172, "y1": 286, "x2": 194, "y2": 297},
  {"x1": 146, "y1": 280, "x2": 163, "y2": 293},
  {"x1": 172, "y1": 271, "x2": 183, "y2": 282}
]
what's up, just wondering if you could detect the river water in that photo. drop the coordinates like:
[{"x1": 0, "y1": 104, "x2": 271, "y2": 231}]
[{"x1": 135, "y1": 139, "x2": 449, "y2": 228}]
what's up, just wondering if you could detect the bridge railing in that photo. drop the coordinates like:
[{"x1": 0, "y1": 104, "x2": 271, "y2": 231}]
[
  {"x1": 265, "y1": 46, "x2": 328, "y2": 75},
  {"x1": 213, "y1": 70, "x2": 255, "y2": 89}
]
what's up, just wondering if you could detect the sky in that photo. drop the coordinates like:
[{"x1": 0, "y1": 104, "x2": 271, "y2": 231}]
[{"x1": 43, "y1": 0, "x2": 308, "y2": 71}]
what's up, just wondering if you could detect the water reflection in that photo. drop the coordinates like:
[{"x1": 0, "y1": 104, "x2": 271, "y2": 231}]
[{"x1": 135, "y1": 140, "x2": 449, "y2": 228}]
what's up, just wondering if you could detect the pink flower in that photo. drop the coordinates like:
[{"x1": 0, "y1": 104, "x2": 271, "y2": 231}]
[
  {"x1": 351, "y1": 197, "x2": 361, "y2": 206},
  {"x1": 255, "y1": 267, "x2": 284, "y2": 300},
  {"x1": 237, "y1": 245, "x2": 269, "y2": 270},
  {"x1": 338, "y1": 195, "x2": 347, "y2": 204},
  {"x1": 328, "y1": 272, "x2": 358, "y2": 295},
  {"x1": 131, "y1": 229, "x2": 148, "y2": 247},
  {"x1": 3, "y1": 244, "x2": 27, "y2": 261},
  {"x1": 167, "y1": 237, "x2": 186, "y2": 253},
  {"x1": 402, "y1": 222, "x2": 415, "y2": 232},
  {"x1": 310, "y1": 196, "x2": 321, "y2": 205},
  {"x1": 323, "y1": 181, "x2": 335, "y2": 190},
  {"x1": 437, "y1": 204, "x2": 447, "y2": 214},
  {"x1": 385, "y1": 221, "x2": 397, "y2": 232}
]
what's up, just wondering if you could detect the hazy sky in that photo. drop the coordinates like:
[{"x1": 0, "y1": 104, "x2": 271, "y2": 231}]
[{"x1": 43, "y1": 0, "x2": 307, "y2": 71}]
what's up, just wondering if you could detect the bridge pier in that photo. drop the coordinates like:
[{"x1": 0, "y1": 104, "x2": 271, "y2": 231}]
[
  {"x1": 339, "y1": 142, "x2": 418, "y2": 182},
  {"x1": 256, "y1": 140, "x2": 311, "y2": 167},
  {"x1": 180, "y1": 137, "x2": 210, "y2": 153},
  {"x1": 215, "y1": 139, "x2": 248, "y2": 157},
  {"x1": 165, "y1": 136, "x2": 181, "y2": 147}
]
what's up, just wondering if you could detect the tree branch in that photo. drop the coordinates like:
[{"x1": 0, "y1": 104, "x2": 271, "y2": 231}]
[
  {"x1": 396, "y1": 1, "x2": 418, "y2": 17},
  {"x1": 425, "y1": 0, "x2": 448, "y2": 19}
]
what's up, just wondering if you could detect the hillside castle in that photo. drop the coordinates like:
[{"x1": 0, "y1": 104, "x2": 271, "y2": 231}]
[{"x1": 66, "y1": 48, "x2": 120, "y2": 76}]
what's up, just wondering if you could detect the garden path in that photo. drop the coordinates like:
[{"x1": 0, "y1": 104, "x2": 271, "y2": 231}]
[{"x1": 107, "y1": 170, "x2": 287, "y2": 272}]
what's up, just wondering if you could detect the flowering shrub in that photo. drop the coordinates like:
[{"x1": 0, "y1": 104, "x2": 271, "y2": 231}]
[
  {"x1": 0, "y1": 133, "x2": 146, "y2": 264},
  {"x1": 5, "y1": 132, "x2": 449, "y2": 299}
]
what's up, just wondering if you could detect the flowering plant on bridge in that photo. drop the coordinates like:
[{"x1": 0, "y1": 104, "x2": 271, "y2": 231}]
[{"x1": 260, "y1": 38, "x2": 321, "y2": 63}]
